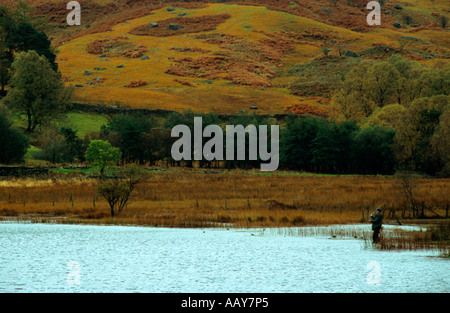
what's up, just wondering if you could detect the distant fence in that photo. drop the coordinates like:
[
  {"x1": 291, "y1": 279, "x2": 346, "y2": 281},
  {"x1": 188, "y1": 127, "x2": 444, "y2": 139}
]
[{"x1": 69, "y1": 102, "x2": 291, "y2": 121}]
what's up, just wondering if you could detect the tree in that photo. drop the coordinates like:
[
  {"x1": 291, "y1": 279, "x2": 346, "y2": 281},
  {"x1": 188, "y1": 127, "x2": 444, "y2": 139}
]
[
  {"x1": 279, "y1": 115, "x2": 395, "y2": 174},
  {"x1": 324, "y1": 121, "x2": 358, "y2": 173},
  {"x1": 366, "y1": 61, "x2": 399, "y2": 108},
  {"x1": 0, "y1": 105, "x2": 29, "y2": 164},
  {"x1": 60, "y1": 127, "x2": 84, "y2": 162},
  {"x1": 0, "y1": 6, "x2": 17, "y2": 97},
  {"x1": 331, "y1": 61, "x2": 376, "y2": 121},
  {"x1": 362, "y1": 104, "x2": 407, "y2": 131},
  {"x1": 226, "y1": 112, "x2": 273, "y2": 170},
  {"x1": 332, "y1": 89, "x2": 374, "y2": 122},
  {"x1": 12, "y1": 22, "x2": 57, "y2": 71},
  {"x1": 431, "y1": 110, "x2": 450, "y2": 177},
  {"x1": 141, "y1": 128, "x2": 174, "y2": 166},
  {"x1": 38, "y1": 126, "x2": 84, "y2": 164},
  {"x1": 331, "y1": 56, "x2": 447, "y2": 121},
  {"x1": 394, "y1": 95, "x2": 448, "y2": 174},
  {"x1": 39, "y1": 126, "x2": 69, "y2": 164},
  {"x1": 97, "y1": 166, "x2": 149, "y2": 217},
  {"x1": 395, "y1": 170, "x2": 419, "y2": 218},
  {"x1": 85, "y1": 140, "x2": 122, "y2": 176},
  {"x1": 0, "y1": 4, "x2": 57, "y2": 95},
  {"x1": 311, "y1": 121, "x2": 341, "y2": 172},
  {"x1": 388, "y1": 54, "x2": 414, "y2": 105},
  {"x1": 3, "y1": 50, "x2": 72, "y2": 133},
  {"x1": 352, "y1": 126, "x2": 396, "y2": 174},
  {"x1": 280, "y1": 116, "x2": 328, "y2": 172},
  {"x1": 164, "y1": 110, "x2": 221, "y2": 168},
  {"x1": 103, "y1": 114, "x2": 156, "y2": 164},
  {"x1": 0, "y1": 26, "x2": 11, "y2": 96}
]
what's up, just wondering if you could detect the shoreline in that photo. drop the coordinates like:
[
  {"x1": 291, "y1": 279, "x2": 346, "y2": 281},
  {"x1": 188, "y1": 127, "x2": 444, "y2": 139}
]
[
  {"x1": 2, "y1": 218, "x2": 448, "y2": 255},
  {"x1": 0, "y1": 214, "x2": 441, "y2": 229}
]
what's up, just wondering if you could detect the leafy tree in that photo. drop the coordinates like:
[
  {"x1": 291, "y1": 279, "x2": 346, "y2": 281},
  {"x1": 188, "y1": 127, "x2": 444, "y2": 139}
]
[
  {"x1": 141, "y1": 128, "x2": 174, "y2": 166},
  {"x1": 3, "y1": 50, "x2": 72, "y2": 133},
  {"x1": 60, "y1": 127, "x2": 85, "y2": 162},
  {"x1": 85, "y1": 140, "x2": 122, "y2": 176},
  {"x1": 427, "y1": 64, "x2": 450, "y2": 97},
  {"x1": 388, "y1": 54, "x2": 415, "y2": 105},
  {"x1": 0, "y1": 106, "x2": 29, "y2": 164},
  {"x1": 311, "y1": 121, "x2": 341, "y2": 172},
  {"x1": 164, "y1": 110, "x2": 221, "y2": 167},
  {"x1": 431, "y1": 110, "x2": 450, "y2": 177},
  {"x1": 366, "y1": 61, "x2": 399, "y2": 108},
  {"x1": 332, "y1": 56, "x2": 449, "y2": 121},
  {"x1": 331, "y1": 61, "x2": 376, "y2": 121},
  {"x1": 12, "y1": 22, "x2": 57, "y2": 71},
  {"x1": 0, "y1": 10, "x2": 15, "y2": 97},
  {"x1": 329, "y1": 121, "x2": 359, "y2": 173},
  {"x1": 280, "y1": 116, "x2": 394, "y2": 174},
  {"x1": 104, "y1": 114, "x2": 156, "y2": 164},
  {"x1": 38, "y1": 126, "x2": 85, "y2": 164},
  {"x1": 0, "y1": 26, "x2": 11, "y2": 96},
  {"x1": 0, "y1": 4, "x2": 57, "y2": 95},
  {"x1": 282, "y1": 117, "x2": 358, "y2": 174},
  {"x1": 226, "y1": 112, "x2": 273, "y2": 170},
  {"x1": 362, "y1": 104, "x2": 407, "y2": 131},
  {"x1": 394, "y1": 95, "x2": 449, "y2": 173},
  {"x1": 280, "y1": 116, "x2": 327, "y2": 172},
  {"x1": 352, "y1": 126, "x2": 396, "y2": 174},
  {"x1": 414, "y1": 108, "x2": 443, "y2": 175}
]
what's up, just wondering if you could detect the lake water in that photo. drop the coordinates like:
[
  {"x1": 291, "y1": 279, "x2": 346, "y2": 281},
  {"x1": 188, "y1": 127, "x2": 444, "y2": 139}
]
[{"x1": 0, "y1": 222, "x2": 448, "y2": 293}]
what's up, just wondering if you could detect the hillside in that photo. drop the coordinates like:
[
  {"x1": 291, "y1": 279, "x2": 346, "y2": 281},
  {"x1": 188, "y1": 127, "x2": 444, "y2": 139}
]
[{"x1": 3, "y1": 0, "x2": 449, "y2": 114}]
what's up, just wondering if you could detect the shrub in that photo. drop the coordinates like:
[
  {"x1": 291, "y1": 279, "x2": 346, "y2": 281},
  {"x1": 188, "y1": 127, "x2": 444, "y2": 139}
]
[
  {"x1": 124, "y1": 80, "x2": 148, "y2": 88},
  {"x1": 0, "y1": 108, "x2": 29, "y2": 164}
]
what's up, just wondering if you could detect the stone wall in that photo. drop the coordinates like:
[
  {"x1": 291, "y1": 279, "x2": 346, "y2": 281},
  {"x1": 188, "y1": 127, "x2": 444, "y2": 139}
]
[
  {"x1": 69, "y1": 102, "x2": 173, "y2": 117},
  {"x1": 69, "y1": 102, "x2": 291, "y2": 121},
  {"x1": 0, "y1": 167, "x2": 50, "y2": 177}
]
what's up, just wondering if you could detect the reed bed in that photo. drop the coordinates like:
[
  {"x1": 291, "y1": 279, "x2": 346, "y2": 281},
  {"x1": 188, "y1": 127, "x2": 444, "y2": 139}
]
[
  {"x1": 269, "y1": 224, "x2": 450, "y2": 255},
  {"x1": 0, "y1": 170, "x2": 448, "y2": 229},
  {"x1": 366, "y1": 224, "x2": 450, "y2": 255}
]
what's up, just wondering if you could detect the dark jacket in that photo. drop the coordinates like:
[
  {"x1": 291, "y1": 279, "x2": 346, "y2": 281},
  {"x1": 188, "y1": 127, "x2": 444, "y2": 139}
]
[{"x1": 370, "y1": 213, "x2": 383, "y2": 230}]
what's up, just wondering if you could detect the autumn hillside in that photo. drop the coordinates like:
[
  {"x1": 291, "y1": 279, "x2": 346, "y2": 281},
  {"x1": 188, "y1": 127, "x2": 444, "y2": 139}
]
[{"x1": 3, "y1": 0, "x2": 449, "y2": 114}]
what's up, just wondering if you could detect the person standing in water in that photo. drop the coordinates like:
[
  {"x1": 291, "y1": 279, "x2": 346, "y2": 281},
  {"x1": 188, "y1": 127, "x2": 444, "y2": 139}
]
[{"x1": 370, "y1": 208, "x2": 383, "y2": 243}]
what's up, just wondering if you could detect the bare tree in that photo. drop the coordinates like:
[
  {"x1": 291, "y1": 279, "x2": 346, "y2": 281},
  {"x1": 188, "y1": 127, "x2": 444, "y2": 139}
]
[
  {"x1": 395, "y1": 171, "x2": 418, "y2": 218},
  {"x1": 97, "y1": 166, "x2": 149, "y2": 217}
]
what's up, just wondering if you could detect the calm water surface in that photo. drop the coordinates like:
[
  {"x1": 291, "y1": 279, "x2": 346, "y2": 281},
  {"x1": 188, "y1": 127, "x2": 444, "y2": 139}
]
[{"x1": 0, "y1": 222, "x2": 448, "y2": 293}]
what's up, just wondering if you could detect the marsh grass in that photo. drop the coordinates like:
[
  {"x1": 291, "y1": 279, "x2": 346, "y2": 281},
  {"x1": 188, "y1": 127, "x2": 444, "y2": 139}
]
[
  {"x1": 271, "y1": 224, "x2": 450, "y2": 255},
  {"x1": 364, "y1": 224, "x2": 450, "y2": 255},
  {"x1": 0, "y1": 170, "x2": 448, "y2": 229}
]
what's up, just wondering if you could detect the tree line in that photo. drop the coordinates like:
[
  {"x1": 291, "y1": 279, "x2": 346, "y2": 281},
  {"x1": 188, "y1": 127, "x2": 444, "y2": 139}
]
[
  {"x1": 0, "y1": 108, "x2": 399, "y2": 175},
  {"x1": 332, "y1": 55, "x2": 449, "y2": 176}
]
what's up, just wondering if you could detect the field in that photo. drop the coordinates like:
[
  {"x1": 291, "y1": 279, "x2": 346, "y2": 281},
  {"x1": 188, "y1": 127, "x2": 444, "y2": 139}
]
[
  {"x1": 0, "y1": 170, "x2": 448, "y2": 228},
  {"x1": 4, "y1": 0, "x2": 445, "y2": 114}
]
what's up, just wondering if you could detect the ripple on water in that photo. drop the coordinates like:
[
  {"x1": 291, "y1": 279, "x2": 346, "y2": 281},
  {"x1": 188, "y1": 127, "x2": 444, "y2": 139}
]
[{"x1": 0, "y1": 223, "x2": 448, "y2": 293}]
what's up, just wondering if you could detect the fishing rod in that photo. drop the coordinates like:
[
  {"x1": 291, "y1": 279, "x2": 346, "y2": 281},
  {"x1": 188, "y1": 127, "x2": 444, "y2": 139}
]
[{"x1": 370, "y1": 205, "x2": 383, "y2": 217}]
